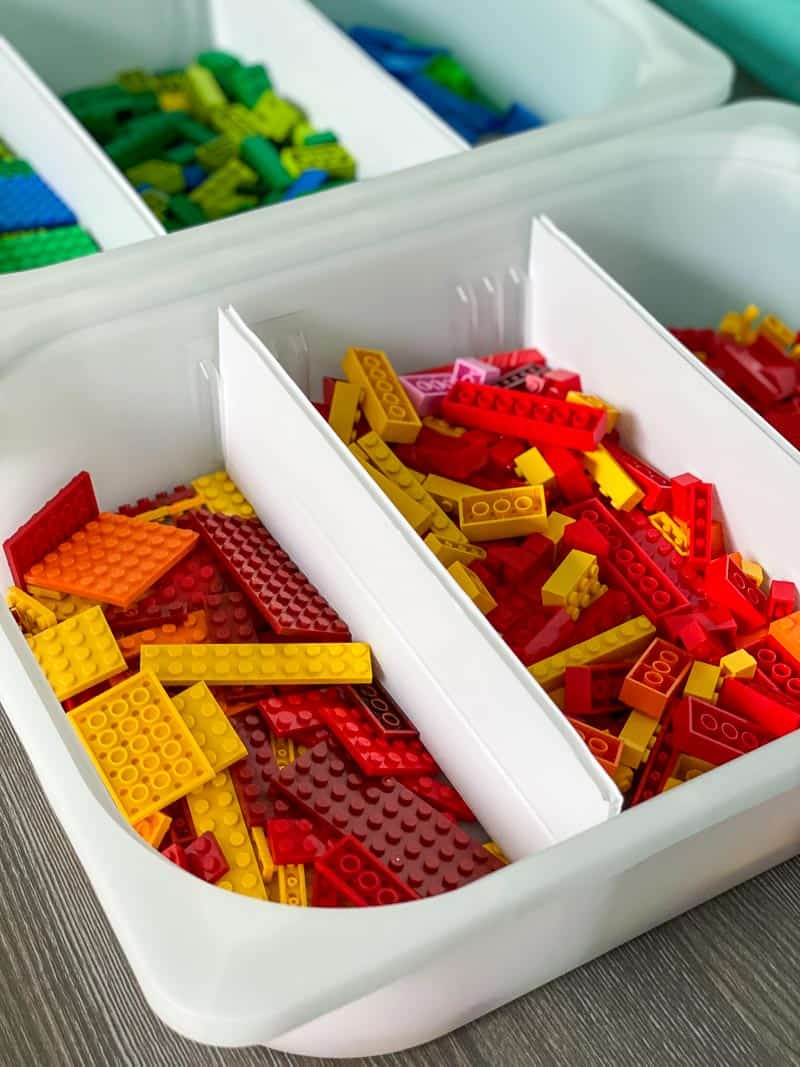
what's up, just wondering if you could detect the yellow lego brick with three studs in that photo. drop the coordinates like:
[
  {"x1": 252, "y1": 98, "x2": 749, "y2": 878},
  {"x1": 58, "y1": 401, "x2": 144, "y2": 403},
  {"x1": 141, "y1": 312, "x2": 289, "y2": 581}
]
[
  {"x1": 68, "y1": 671, "x2": 215, "y2": 823},
  {"x1": 424, "y1": 532, "x2": 487, "y2": 568},
  {"x1": 328, "y1": 380, "x2": 363, "y2": 443},
  {"x1": 191, "y1": 470, "x2": 255, "y2": 518},
  {"x1": 250, "y1": 826, "x2": 275, "y2": 883},
  {"x1": 459, "y1": 485, "x2": 547, "y2": 542},
  {"x1": 276, "y1": 863, "x2": 308, "y2": 906},
  {"x1": 134, "y1": 811, "x2": 172, "y2": 849},
  {"x1": 540, "y1": 550, "x2": 607, "y2": 621},
  {"x1": 649, "y1": 512, "x2": 690, "y2": 555},
  {"x1": 7, "y1": 587, "x2": 57, "y2": 634},
  {"x1": 447, "y1": 561, "x2": 497, "y2": 615},
  {"x1": 344, "y1": 348, "x2": 422, "y2": 443},
  {"x1": 349, "y1": 443, "x2": 434, "y2": 534},
  {"x1": 618, "y1": 709, "x2": 660, "y2": 769},
  {"x1": 514, "y1": 446, "x2": 555, "y2": 489},
  {"x1": 140, "y1": 641, "x2": 373, "y2": 686},
  {"x1": 422, "y1": 474, "x2": 480, "y2": 516},
  {"x1": 186, "y1": 769, "x2": 266, "y2": 900},
  {"x1": 683, "y1": 661, "x2": 722, "y2": 704},
  {"x1": 357, "y1": 432, "x2": 466, "y2": 543},
  {"x1": 529, "y1": 615, "x2": 656, "y2": 692},
  {"x1": 171, "y1": 682, "x2": 247, "y2": 773},
  {"x1": 27, "y1": 606, "x2": 126, "y2": 701},
  {"x1": 583, "y1": 443, "x2": 644, "y2": 512}
]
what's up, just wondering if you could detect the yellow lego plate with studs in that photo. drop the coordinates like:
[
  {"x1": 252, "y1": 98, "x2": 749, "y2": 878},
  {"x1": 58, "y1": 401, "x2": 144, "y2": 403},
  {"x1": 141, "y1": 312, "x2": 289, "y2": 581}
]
[
  {"x1": 27, "y1": 606, "x2": 126, "y2": 700},
  {"x1": 140, "y1": 642, "x2": 373, "y2": 686},
  {"x1": 186, "y1": 769, "x2": 266, "y2": 900},
  {"x1": 172, "y1": 682, "x2": 247, "y2": 773}
]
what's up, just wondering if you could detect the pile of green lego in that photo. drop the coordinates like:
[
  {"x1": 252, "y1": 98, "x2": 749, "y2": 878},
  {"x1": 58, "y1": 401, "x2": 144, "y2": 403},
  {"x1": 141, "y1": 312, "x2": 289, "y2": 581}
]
[{"x1": 63, "y1": 51, "x2": 357, "y2": 231}]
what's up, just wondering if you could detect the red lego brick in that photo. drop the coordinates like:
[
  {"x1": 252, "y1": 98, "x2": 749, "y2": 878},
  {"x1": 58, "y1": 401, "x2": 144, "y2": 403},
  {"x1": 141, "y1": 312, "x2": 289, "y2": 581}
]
[
  {"x1": 668, "y1": 617, "x2": 726, "y2": 663},
  {"x1": 322, "y1": 696, "x2": 437, "y2": 778},
  {"x1": 767, "y1": 580, "x2": 797, "y2": 621},
  {"x1": 561, "y1": 517, "x2": 610, "y2": 559},
  {"x1": 266, "y1": 818, "x2": 327, "y2": 864},
  {"x1": 603, "y1": 440, "x2": 672, "y2": 513},
  {"x1": 311, "y1": 865, "x2": 349, "y2": 907},
  {"x1": 342, "y1": 682, "x2": 419, "y2": 739},
  {"x1": 514, "y1": 589, "x2": 633, "y2": 666},
  {"x1": 684, "y1": 481, "x2": 713, "y2": 568},
  {"x1": 404, "y1": 776, "x2": 475, "y2": 821},
  {"x1": 203, "y1": 591, "x2": 260, "y2": 643},
  {"x1": 163, "y1": 797, "x2": 195, "y2": 849},
  {"x1": 539, "y1": 445, "x2": 593, "y2": 502},
  {"x1": 618, "y1": 509, "x2": 703, "y2": 604},
  {"x1": 564, "y1": 662, "x2": 630, "y2": 717},
  {"x1": 719, "y1": 677, "x2": 800, "y2": 737},
  {"x1": 714, "y1": 338, "x2": 797, "y2": 410},
  {"x1": 563, "y1": 499, "x2": 689, "y2": 622},
  {"x1": 258, "y1": 688, "x2": 335, "y2": 738},
  {"x1": 118, "y1": 484, "x2": 196, "y2": 518},
  {"x1": 314, "y1": 836, "x2": 420, "y2": 907},
  {"x1": 620, "y1": 638, "x2": 693, "y2": 719},
  {"x1": 672, "y1": 695, "x2": 778, "y2": 763},
  {"x1": 4, "y1": 471, "x2": 98, "y2": 586},
  {"x1": 670, "y1": 473, "x2": 700, "y2": 520},
  {"x1": 482, "y1": 348, "x2": 547, "y2": 372},
  {"x1": 229, "y1": 709, "x2": 285, "y2": 826},
  {"x1": 567, "y1": 717, "x2": 623, "y2": 775},
  {"x1": 185, "y1": 831, "x2": 229, "y2": 883},
  {"x1": 394, "y1": 427, "x2": 489, "y2": 480},
  {"x1": 488, "y1": 437, "x2": 527, "y2": 475},
  {"x1": 671, "y1": 327, "x2": 718, "y2": 355},
  {"x1": 185, "y1": 510, "x2": 350, "y2": 641},
  {"x1": 441, "y1": 381, "x2": 607, "y2": 452},
  {"x1": 162, "y1": 843, "x2": 190, "y2": 870},
  {"x1": 271, "y1": 737, "x2": 501, "y2": 896},
  {"x1": 628, "y1": 711, "x2": 678, "y2": 806},
  {"x1": 745, "y1": 636, "x2": 800, "y2": 702},
  {"x1": 106, "y1": 602, "x2": 189, "y2": 637},
  {"x1": 705, "y1": 554, "x2": 768, "y2": 630}
]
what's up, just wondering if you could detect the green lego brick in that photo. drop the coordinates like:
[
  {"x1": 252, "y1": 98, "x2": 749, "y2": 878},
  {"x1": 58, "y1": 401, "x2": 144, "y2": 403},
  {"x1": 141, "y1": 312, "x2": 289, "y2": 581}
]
[
  {"x1": 0, "y1": 226, "x2": 98, "y2": 273},
  {"x1": 425, "y1": 55, "x2": 476, "y2": 99},
  {"x1": 229, "y1": 63, "x2": 272, "y2": 107},
  {"x1": 164, "y1": 142, "x2": 197, "y2": 165},
  {"x1": 105, "y1": 112, "x2": 180, "y2": 169},
  {"x1": 0, "y1": 159, "x2": 34, "y2": 177},
  {"x1": 167, "y1": 194, "x2": 207, "y2": 228},
  {"x1": 172, "y1": 113, "x2": 216, "y2": 145},
  {"x1": 117, "y1": 68, "x2": 156, "y2": 94},
  {"x1": 240, "y1": 135, "x2": 292, "y2": 191},
  {"x1": 304, "y1": 130, "x2": 338, "y2": 146}
]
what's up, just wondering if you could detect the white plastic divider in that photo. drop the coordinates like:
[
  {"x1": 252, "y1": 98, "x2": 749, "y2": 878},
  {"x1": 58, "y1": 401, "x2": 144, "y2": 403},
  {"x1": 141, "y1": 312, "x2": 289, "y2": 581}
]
[{"x1": 0, "y1": 37, "x2": 163, "y2": 252}]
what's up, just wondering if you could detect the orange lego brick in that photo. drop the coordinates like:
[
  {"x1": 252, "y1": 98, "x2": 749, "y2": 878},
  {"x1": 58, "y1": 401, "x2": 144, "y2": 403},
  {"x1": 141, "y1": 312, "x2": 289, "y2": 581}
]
[
  {"x1": 118, "y1": 609, "x2": 209, "y2": 661},
  {"x1": 171, "y1": 682, "x2": 247, "y2": 773},
  {"x1": 567, "y1": 717, "x2": 623, "y2": 776},
  {"x1": 68, "y1": 671, "x2": 214, "y2": 823},
  {"x1": 134, "y1": 811, "x2": 172, "y2": 848},
  {"x1": 191, "y1": 470, "x2": 255, "y2": 518},
  {"x1": 620, "y1": 638, "x2": 693, "y2": 720},
  {"x1": 343, "y1": 347, "x2": 422, "y2": 443},
  {"x1": 26, "y1": 606, "x2": 126, "y2": 701},
  {"x1": 459, "y1": 485, "x2": 547, "y2": 542},
  {"x1": 25, "y1": 513, "x2": 198, "y2": 609},
  {"x1": 768, "y1": 611, "x2": 800, "y2": 665},
  {"x1": 7, "y1": 586, "x2": 57, "y2": 634},
  {"x1": 140, "y1": 641, "x2": 373, "y2": 686},
  {"x1": 529, "y1": 615, "x2": 656, "y2": 691}
]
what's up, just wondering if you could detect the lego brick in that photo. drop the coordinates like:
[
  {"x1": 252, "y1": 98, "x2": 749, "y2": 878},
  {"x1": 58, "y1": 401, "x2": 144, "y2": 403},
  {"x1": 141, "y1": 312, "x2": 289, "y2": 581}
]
[
  {"x1": 171, "y1": 682, "x2": 247, "y2": 773},
  {"x1": 26, "y1": 606, "x2": 126, "y2": 701},
  {"x1": 203, "y1": 592, "x2": 260, "y2": 643},
  {"x1": 350, "y1": 444, "x2": 435, "y2": 534},
  {"x1": 618, "y1": 709, "x2": 659, "y2": 769},
  {"x1": 68, "y1": 671, "x2": 214, "y2": 823},
  {"x1": 422, "y1": 416, "x2": 465, "y2": 437},
  {"x1": 134, "y1": 811, "x2": 172, "y2": 848},
  {"x1": 619, "y1": 639, "x2": 693, "y2": 720},
  {"x1": 4, "y1": 471, "x2": 98, "y2": 587},
  {"x1": 668, "y1": 754, "x2": 714, "y2": 786},
  {"x1": 281, "y1": 142, "x2": 355, "y2": 180},
  {"x1": 123, "y1": 542, "x2": 230, "y2": 621},
  {"x1": 229, "y1": 710, "x2": 284, "y2": 826},
  {"x1": 529, "y1": 615, "x2": 656, "y2": 692},
  {"x1": 629, "y1": 714, "x2": 679, "y2": 806},
  {"x1": 343, "y1": 347, "x2": 422, "y2": 443},
  {"x1": 719, "y1": 677, "x2": 800, "y2": 737},
  {"x1": 561, "y1": 517, "x2": 610, "y2": 559},
  {"x1": 394, "y1": 427, "x2": 491, "y2": 483},
  {"x1": 672, "y1": 696, "x2": 777, "y2": 764},
  {"x1": 441, "y1": 381, "x2": 607, "y2": 451},
  {"x1": 118, "y1": 484, "x2": 198, "y2": 519},
  {"x1": 746, "y1": 636, "x2": 800, "y2": 701},
  {"x1": 163, "y1": 797, "x2": 195, "y2": 849},
  {"x1": 678, "y1": 478, "x2": 714, "y2": 567},
  {"x1": 648, "y1": 512, "x2": 690, "y2": 556},
  {"x1": 0, "y1": 173, "x2": 77, "y2": 232},
  {"x1": 458, "y1": 486, "x2": 547, "y2": 542},
  {"x1": 567, "y1": 391, "x2": 619, "y2": 432},
  {"x1": 250, "y1": 826, "x2": 275, "y2": 882},
  {"x1": 185, "y1": 769, "x2": 266, "y2": 899},
  {"x1": 541, "y1": 550, "x2": 607, "y2": 621},
  {"x1": 447, "y1": 561, "x2": 497, "y2": 614},
  {"x1": 0, "y1": 226, "x2": 99, "y2": 272},
  {"x1": 399, "y1": 372, "x2": 452, "y2": 417},
  {"x1": 567, "y1": 718, "x2": 623, "y2": 776},
  {"x1": 162, "y1": 843, "x2": 190, "y2": 870},
  {"x1": 405, "y1": 776, "x2": 475, "y2": 821},
  {"x1": 315, "y1": 836, "x2": 420, "y2": 907},
  {"x1": 118, "y1": 609, "x2": 209, "y2": 661},
  {"x1": 327, "y1": 380, "x2": 362, "y2": 443},
  {"x1": 450, "y1": 357, "x2": 501, "y2": 386},
  {"x1": 185, "y1": 831, "x2": 229, "y2": 883},
  {"x1": 258, "y1": 688, "x2": 335, "y2": 738},
  {"x1": 321, "y1": 694, "x2": 437, "y2": 777},
  {"x1": 583, "y1": 444, "x2": 644, "y2": 512},
  {"x1": 719, "y1": 649, "x2": 757, "y2": 680},
  {"x1": 276, "y1": 863, "x2": 308, "y2": 906},
  {"x1": 191, "y1": 470, "x2": 255, "y2": 518},
  {"x1": 563, "y1": 662, "x2": 629, "y2": 717},
  {"x1": 684, "y1": 661, "x2": 722, "y2": 704},
  {"x1": 705, "y1": 555, "x2": 768, "y2": 630},
  {"x1": 7, "y1": 587, "x2": 57, "y2": 634},
  {"x1": 424, "y1": 533, "x2": 486, "y2": 567},
  {"x1": 140, "y1": 641, "x2": 372, "y2": 686},
  {"x1": 25, "y1": 513, "x2": 198, "y2": 609},
  {"x1": 483, "y1": 841, "x2": 510, "y2": 865},
  {"x1": 768, "y1": 612, "x2": 800, "y2": 667},
  {"x1": 422, "y1": 474, "x2": 480, "y2": 517},
  {"x1": 602, "y1": 439, "x2": 672, "y2": 512},
  {"x1": 185, "y1": 510, "x2": 350, "y2": 641},
  {"x1": 342, "y1": 682, "x2": 419, "y2": 739},
  {"x1": 514, "y1": 446, "x2": 556, "y2": 488},
  {"x1": 266, "y1": 818, "x2": 326, "y2": 865},
  {"x1": 539, "y1": 445, "x2": 594, "y2": 503},
  {"x1": 105, "y1": 602, "x2": 190, "y2": 638},
  {"x1": 272, "y1": 737, "x2": 501, "y2": 896},
  {"x1": 270, "y1": 733, "x2": 296, "y2": 770}
]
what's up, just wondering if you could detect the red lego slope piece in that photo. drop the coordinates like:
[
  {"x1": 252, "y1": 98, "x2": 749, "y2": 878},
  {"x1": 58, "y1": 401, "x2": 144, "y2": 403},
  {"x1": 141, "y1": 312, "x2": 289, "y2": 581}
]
[
  {"x1": 162, "y1": 843, "x2": 190, "y2": 870},
  {"x1": 672, "y1": 696, "x2": 777, "y2": 764},
  {"x1": 185, "y1": 831, "x2": 230, "y2": 883},
  {"x1": 204, "y1": 591, "x2": 260, "y2": 643},
  {"x1": 258, "y1": 688, "x2": 335, "y2": 738},
  {"x1": 4, "y1": 471, "x2": 98, "y2": 586},
  {"x1": 185, "y1": 510, "x2": 350, "y2": 641},
  {"x1": 602, "y1": 440, "x2": 672, "y2": 513},
  {"x1": 312, "y1": 865, "x2": 349, "y2": 906},
  {"x1": 404, "y1": 775, "x2": 476, "y2": 821},
  {"x1": 229, "y1": 709, "x2": 286, "y2": 826},
  {"x1": 719, "y1": 677, "x2": 800, "y2": 737},
  {"x1": 564, "y1": 662, "x2": 629, "y2": 716},
  {"x1": 266, "y1": 818, "x2": 327, "y2": 864},
  {"x1": 342, "y1": 682, "x2": 419, "y2": 739},
  {"x1": 620, "y1": 638, "x2": 692, "y2": 720},
  {"x1": 271, "y1": 737, "x2": 501, "y2": 896},
  {"x1": 441, "y1": 381, "x2": 607, "y2": 452},
  {"x1": 315, "y1": 835, "x2": 420, "y2": 906},
  {"x1": 705, "y1": 555, "x2": 768, "y2": 630},
  {"x1": 563, "y1": 499, "x2": 689, "y2": 622},
  {"x1": 118, "y1": 484, "x2": 196, "y2": 518},
  {"x1": 483, "y1": 348, "x2": 547, "y2": 372},
  {"x1": 322, "y1": 696, "x2": 437, "y2": 777}
]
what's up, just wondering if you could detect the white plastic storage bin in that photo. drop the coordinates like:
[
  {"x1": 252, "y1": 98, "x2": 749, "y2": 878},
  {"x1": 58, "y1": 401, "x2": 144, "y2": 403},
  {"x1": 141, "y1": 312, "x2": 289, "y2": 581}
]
[
  {"x1": 0, "y1": 37, "x2": 161, "y2": 263},
  {"x1": 310, "y1": 0, "x2": 733, "y2": 141},
  {"x1": 1, "y1": 212, "x2": 799, "y2": 1056}
]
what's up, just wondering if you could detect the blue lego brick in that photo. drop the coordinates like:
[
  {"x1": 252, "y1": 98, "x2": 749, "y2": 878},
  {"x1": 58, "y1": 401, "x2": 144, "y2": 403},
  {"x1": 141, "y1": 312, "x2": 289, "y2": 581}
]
[
  {"x1": 0, "y1": 174, "x2": 77, "y2": 233},
  {"x1": 281, "y1": 168, "x2": 329, "y2": 200},
  {"x1": 182, "y1": 163, "x2": 207, "y2": 191},
  {"x1": 496, "y1": 103, "x2": 543, "y2": 137}
]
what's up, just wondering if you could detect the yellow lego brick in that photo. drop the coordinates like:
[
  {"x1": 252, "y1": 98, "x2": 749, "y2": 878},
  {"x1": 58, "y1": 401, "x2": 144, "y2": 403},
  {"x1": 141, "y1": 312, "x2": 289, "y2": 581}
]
[
  {"x1": 662, "y1": 777, "x2": 681, "y2": 792},
  {"x1": 250, "y1": 826, "x2": 275, "y2": 883},
  {"x1": 27, "y1": 606, "x2": 126, "y2": 701},
  {"x1": 134, "y1": 495, "x2": 203, "y2": 523},
  {"x1": 69, "y1": 671, "x2": 214, "y2": 823},
  {"x1": 540, "y1": 550, "x2": 607, "y2": 621},
  {"x1": 424, "y1": 532, "x2": 487, "y2": 567},
  {"x1": 566, "y1": 392, "x2": 620, "y2": 432},
  {"x1": 140, "y1": 642, "x2": 373, "y2": 686},
  {"x1": 514, "y1": 446, "x2": 555, "y2": 488},
  {"x1": 542, "y1": 512, "x2": 575, "y2": 545},
  {"x1": 759, "y1": 313, "x2": 796, "y2": 352},
  {"x1": 328, "y1": 380, "x2": 362, "y2": 443},
  {"x1": 7, "y1": 587, "x2": 57, "y2": 634},
  {"x1": 583, "y1": 444, "x2": 644, "y2": 512},
  {"x1": 357, "y1": 432, "x2": 466, "y2": 542},
  {"x1": 172, "y1": 682, "x2": 247, "y2": 773},
  {"x1": 134, "y1": 811, "x2": 172, "y2": 848},
  {"x1": 270, "y1": 733, "x2": 296, "y2": 769},
  {"x1": 447, "y1": 561, "x2": 497, "y2": 614},
  {"x1": 186, "y1": 770, "x2": 266, "y2": 900},
  {"x1": 618, "y1": 709, "x2": 659, "y2": 769},
  {"x1": 529, "y1": 615, "x2": 656, "y2": 692},
  {"x1": 649, "y1": 512, "x2": 690, "y2": 555},
  {"x1": 671, "y1": 753, "x2": 715, "y2": 784},
  {"x1": 192, "y1": 470, "x2": 255, "y2": 518},
  {"x1": 612, "y1": 764, "x2": 634, "y2": 793},
  {"x1": 739, "y1": 558, "x2": 764, "y2": 587},
  {"x1": 483, "y1": 842, "x2": 510, "y2": 865},
  {"x1": 718, "y1": 304, "x2": 759, "y2": 345},
  {"x1": 422, "y1": 474, "x2": 480, "y2": 516},
  {"x1": 422, "y1": 416, "x2": 465, "y2": 437},
  {"x1": 280, "y1": 142, "x2": 354, "y2": 180},
  {"x1": 349, "y1": 444, "x2": 434, "y2": 533},
  {"x1": 27, "y1": 586, "x2": 99, "y2": 621},
  {"x1": 343, "y1": 348, "x2": 422, "y2": 443},
  {"x1": 459, "y1": 486, "x2": 548, "y2": 542},
  {"x1": 683, "y1": 661, "x2": 722, "y2": 704},
  {"x1": 719, "y1": 649, "x2": 757, "y2": 680},
  {"x1": 277, "y1": 863, "x2": 308, "y2": 906}
]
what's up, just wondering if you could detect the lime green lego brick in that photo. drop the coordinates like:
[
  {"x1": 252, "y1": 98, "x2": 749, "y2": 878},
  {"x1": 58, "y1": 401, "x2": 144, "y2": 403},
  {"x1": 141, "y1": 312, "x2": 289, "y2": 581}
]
[
  {"x1": 252, "y1": 91, "x2": 303, "y2": 143},
  {"x1": 0, "y1": 160, "x2": 34, "y2": 177},
  {"x1": 141, "y1": 187, "x2": 170, "y2": 220},
  {"x1": 0, "y1": 139, "x2": 15, "y2": 161},
  {"x1": 195, "y1": 134, "x2": 239, "y2": 171},
  {"x1": 240, "y1": 136, "x2": 292, "y2": 192},
  {"x1": 0, "y1": 226, "x2": 98, "y2": 273},
  {"x1": 185, "y1": 64, "x2": 228, "y2": 121},
  {"x1": 126, "y1": 160, "x2": 185, "y2": 194},
  {"x1": 116, "y1": 68, "x2": 157, "y2": 94},
  {"x1": 189, "y1": 158, "x2": 259, "y2": 219},
  {"x1": 281, "y1": 143, "x2": 356, "y2": 180},
  {"x1": 229, "y1": 63, "x2": 272, "y2": 107}
]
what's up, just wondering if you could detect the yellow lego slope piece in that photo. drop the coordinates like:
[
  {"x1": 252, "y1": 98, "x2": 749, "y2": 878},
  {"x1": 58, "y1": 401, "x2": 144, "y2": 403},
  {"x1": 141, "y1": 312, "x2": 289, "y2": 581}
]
[
  {"x1": 529, "y1": 616, "x2": 656, "y2": 691},
  {"x1": 7, "y1": 587, "x2": 57, "y2": 634},
  {"x1": 328, "y1": 380, "x2": 362, "y2": 443},
  {"x1": 191, "y1": 470, "x2": 255, "y2": 518},
  {"x1": 350, "y1": 443, "x2": 434, "y2": 533},
  {"x1": 27, "y1": 606, "x2": 126, "y2": 700},
  {"x1": 343, "y1": 348, "x2": 422, "y2": 443},
  {"x1": 541, "y1": 550, "x2": 607, "y2": 621},
  {"x1": 186, "y1": 770, "x2": 267, "y2": 900},
  {"x1": 140, "y1": 642, "x2": 373, "y2": 686},
  {"x1": 68, "y1": 671, "x2": 214, "y2": 823},
  {"x1": 459, "y1": 486, "x2": 548, "y2": 542},
  {"x1": 172, "y1": 682, "x2": 247, "y2": 773}
]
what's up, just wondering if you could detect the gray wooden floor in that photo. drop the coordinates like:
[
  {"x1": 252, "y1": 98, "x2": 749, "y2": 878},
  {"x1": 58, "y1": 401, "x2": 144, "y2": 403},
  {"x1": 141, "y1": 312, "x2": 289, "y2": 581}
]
[{"x1": 0, "y1": 709, "x2": 798, "y2": 1067}]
